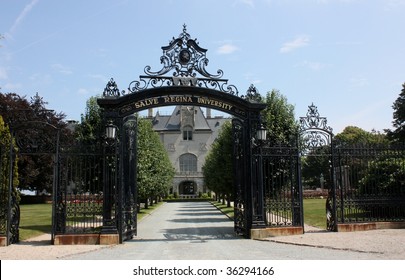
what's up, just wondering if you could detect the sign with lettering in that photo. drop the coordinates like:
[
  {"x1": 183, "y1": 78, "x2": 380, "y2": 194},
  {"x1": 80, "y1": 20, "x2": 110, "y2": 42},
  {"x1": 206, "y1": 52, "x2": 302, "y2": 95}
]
[{"x1": 119, "y1": 95, "x2": 247, "y2": 118}]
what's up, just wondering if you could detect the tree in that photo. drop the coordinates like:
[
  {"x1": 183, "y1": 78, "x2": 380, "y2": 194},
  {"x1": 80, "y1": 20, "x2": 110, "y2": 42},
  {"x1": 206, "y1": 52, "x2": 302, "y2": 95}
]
[
  {"x1": 386, "y1": 83, "x2": 405, "y2": 143},
  {"x1": 335, "y1": 126, "x2": 387, "y2": 146},
  {"x1": 0, "y1": 91, "x2": 71, "y2": 193},
  {"x1": 75, "y1": 96, "x2": 104, "y2": 147},
  {"x1": 202, "y1": 121, "x2": 233, "y2": 206},
  {"x1": 0, "y1": 115, "x2": 19, "y2": 201},
  {"x1": 137, "y1": 118, "x2": 174, "y2": 207},
  {"x1": 262, "y1": 89, "x2": 298, "y2": 143}
]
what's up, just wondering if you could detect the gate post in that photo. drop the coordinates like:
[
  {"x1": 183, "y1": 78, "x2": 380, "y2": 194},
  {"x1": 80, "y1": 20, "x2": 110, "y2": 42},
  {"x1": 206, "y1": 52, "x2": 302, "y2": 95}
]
[
  {"x1": 248, "y1": 112, "x2": 266, "y2": 229},
  {"x1": 100, "y1": 116, "x2": 120, "y2": 244}
]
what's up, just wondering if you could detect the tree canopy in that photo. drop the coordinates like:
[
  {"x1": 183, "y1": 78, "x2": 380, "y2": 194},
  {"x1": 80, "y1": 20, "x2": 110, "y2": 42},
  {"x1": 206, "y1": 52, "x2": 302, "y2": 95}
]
[
  {"x1": 202, "y1": 121, "x2": 233, "y2": 205},
  {"x1": 386, "y1": 83, "x2": 405, "y2": 143},
  {"x1": 335, "y1": 126, "x2": 387, "y2": 146},
  {"x1": 0, "y1": 91, "x2": 72, "y2": 193},
  {"x1": 137, "y1": 118, "x2": 174, "y2": 202},
  {"x1": 261, "y1": 89, "x2": 298, "y2": 143}
]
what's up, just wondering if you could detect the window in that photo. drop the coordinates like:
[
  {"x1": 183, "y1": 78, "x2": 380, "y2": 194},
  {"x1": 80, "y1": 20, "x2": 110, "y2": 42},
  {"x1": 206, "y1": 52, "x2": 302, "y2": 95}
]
[
  {"x1": 179, "y1": 153, "x2": 197, "y2": 172},
  {"x1": 183, "y1": 125, "x2": 193, "y2": 141}
]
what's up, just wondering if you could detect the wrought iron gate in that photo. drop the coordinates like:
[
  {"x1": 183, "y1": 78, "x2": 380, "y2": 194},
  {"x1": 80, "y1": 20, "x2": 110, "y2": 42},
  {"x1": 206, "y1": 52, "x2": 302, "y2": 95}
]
[
  {"x1": 6, "y1": 120, "x2": 60, "y2": 245},
  {"x1": 232, "y1": 118, "x2": 250, "y2": 236},
  {"x1": 255, "y1": 142, "x2": 304, "y2": 229},
  {"x1": 118, "y1": 116, "x2": 137, "y2": 242},
  {"x1": 331, "y1": 143, "x2": 405, "y2": 227}
]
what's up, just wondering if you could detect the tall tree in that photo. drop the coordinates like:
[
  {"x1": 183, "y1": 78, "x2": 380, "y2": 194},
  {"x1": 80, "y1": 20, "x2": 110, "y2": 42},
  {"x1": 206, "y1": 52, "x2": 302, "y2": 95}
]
[
  {"x1": 137, "y1": 118, "x2": 174, "y2": 206},
  {"x1": 75, "y1": 96, "x2": 104, "y2": 147},
  {"x1": 0, "y1": 91, "x2": 71, "y2": 193},
  {"x1": 202, "y1": 121, "x2": 233, "y2": 206},
  {"x1": 0, "y1": 115, "x2": 19, "y2": 200},
  {"x1": 262, "y1": 89, "x2": 298, "y2": 143},
  {"x1": 386, "y1": 83, "x2": 405, "y2": 143},
  {"x1": 335, "y1": 126, "x2": 387, "y2": 146}
]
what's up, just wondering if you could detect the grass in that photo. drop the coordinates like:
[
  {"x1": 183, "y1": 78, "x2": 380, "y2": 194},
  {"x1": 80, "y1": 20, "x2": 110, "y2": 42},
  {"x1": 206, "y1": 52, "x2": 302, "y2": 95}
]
[
  {"x1": 212, "y1": 199, "x2": 327, "y2": 229},
  {"x1": 18, "y1": 201, "x2": 165, "y2": 241},
  {"x1": 137, "y1": 202, "x2": 164, "y2": 221},
  {"x1": 211, "y1": 201, "x2": 234, "y2": 219},
  {"x1": 303, "y1": 198, "x2": 327, "y2": 229},
  {"x1": 19, "y1": 204, "x2": 52, "y2": 241}
]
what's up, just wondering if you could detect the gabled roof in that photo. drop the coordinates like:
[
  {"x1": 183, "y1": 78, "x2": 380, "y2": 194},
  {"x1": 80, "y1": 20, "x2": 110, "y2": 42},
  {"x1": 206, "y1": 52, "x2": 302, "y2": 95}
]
[{"x1": 151, "y1": 106, "x2": 217, "y2": 131}]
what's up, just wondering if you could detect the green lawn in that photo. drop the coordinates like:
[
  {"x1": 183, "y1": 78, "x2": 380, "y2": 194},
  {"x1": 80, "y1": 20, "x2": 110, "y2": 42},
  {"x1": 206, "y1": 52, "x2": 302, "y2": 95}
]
[
  {"x1": 19, "y1": 202, "x2": 165, "y2": 241},
  {"x1": 303, "y1": 198, "x2": 327, "y2": 229},
  {"x1": 212, "y1": 199, "x2": 327, "y2": 229},
  {"x1": 211, "y1": 201, "x2": 234, "y2": 219},
  {"x1": 19, "y1": 204, "x2": 52, "y2": 241}
]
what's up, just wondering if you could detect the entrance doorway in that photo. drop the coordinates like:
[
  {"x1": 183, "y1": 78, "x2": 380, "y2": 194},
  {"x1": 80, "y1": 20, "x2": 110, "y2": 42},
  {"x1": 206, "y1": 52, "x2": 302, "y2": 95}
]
[{"x1": 179, "y1": 181, "x2": 196, "y2": 196}]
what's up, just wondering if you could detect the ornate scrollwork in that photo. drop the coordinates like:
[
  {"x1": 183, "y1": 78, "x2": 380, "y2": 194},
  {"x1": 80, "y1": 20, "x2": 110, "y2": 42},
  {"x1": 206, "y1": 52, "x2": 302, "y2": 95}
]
[
  {"x1": 103, "y1": 78, "x2": 124, "y2": 97},
  {"x1": 242, "y1": 84, "x2": 262, "y2": 103},
  {"x1": 125, "y1": 24, "x2": 239, "y2": 96},
  {"x1": 144, "y1": 24, "x2": 223, "y2": 79},
  {"x1": 300, "y1": 103, "x2": 332, "y2": 133},
  {"x1": 299, "y1": 103, "x2": 333, "y2": 149}
]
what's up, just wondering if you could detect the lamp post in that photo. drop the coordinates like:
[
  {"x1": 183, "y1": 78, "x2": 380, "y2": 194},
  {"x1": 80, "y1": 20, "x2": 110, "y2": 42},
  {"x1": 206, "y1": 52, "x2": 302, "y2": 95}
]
[
  {"x1": 256, "y1": 123, "x2": 267, "y2": 142},
  {"x1": 105, "y1": 121, "x2": 117, "y2": 141},
  {"x1": 252, "y1": 122, "x2": 268, "y2": 228},
  {"x1": 101, "y1": 120, "x2": 118, "y2": 235}
]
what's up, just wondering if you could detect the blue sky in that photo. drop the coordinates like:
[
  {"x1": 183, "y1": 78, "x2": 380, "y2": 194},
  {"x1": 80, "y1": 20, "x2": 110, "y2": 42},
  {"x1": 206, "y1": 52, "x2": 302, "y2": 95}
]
[{"x1": 1, "y1": 0, "x2": 405, "y2": 133}]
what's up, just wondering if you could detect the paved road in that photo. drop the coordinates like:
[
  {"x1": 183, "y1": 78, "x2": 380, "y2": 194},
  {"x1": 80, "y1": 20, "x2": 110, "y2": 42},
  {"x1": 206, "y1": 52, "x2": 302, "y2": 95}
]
[{"x1": 65, "y1": 201, "x2": 383, "y2": 260}]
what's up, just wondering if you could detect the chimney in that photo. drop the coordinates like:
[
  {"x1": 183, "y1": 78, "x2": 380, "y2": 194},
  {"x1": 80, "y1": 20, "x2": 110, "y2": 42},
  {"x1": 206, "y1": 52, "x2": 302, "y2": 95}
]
[
  {"x1": 148, "y1": 108, "x2": 153, "y2": 118},
  {"x1": 206, "y1": 108, "x2": 211, "y2": 118}
]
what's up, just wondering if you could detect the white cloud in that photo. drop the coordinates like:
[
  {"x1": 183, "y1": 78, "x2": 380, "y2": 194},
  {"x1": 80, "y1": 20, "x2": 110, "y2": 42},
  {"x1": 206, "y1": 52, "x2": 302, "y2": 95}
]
[
  {"x1": 89, "y1": 74, "x2": 108, "y2": 82},
  {"x1": 29, "y1": 73, "x2": 52, "y2": 85},
  {"x1": 9, "y1": 0, "x2": 39, "y2": 36},
  {"x1": 296, "y1": 60, "x2": 329, "y2": 71},
  {"x1": 217, "y1": 43, "x2": 239, "y2": 55},
  {"x1": 0, "y1": 67, "x2": 8, "y2": 80},
  {"x1": 51, "y1": 63, "x2": 73, "y2": 75},
  {"x1": 384, "y1": 0, "x2": 405, "y2": 10},
  {"x1": 244, "y1": 73, "x2": 262, "y2": 85},
  {"x1": 77, "y1": 88, "x2": 90, "y2": 95},
  {"x1": 235, "y1": 0, "x2": 255, "y2": 8},
  {"x1": 280, "y1": 35, "x2": 310, "y2": 53},
  {"x1": 349, "y1": 77, "x2": 369, "y2": 87},
  {"x1": 3, "y1": 83, "x2": 22, "y2": 91}
]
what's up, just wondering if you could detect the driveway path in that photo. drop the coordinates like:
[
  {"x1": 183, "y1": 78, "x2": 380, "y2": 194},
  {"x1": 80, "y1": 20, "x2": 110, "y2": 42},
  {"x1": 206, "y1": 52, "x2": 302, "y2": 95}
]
[{"x1": 64, "y1": 201, "x2": 392, "y2": 260}]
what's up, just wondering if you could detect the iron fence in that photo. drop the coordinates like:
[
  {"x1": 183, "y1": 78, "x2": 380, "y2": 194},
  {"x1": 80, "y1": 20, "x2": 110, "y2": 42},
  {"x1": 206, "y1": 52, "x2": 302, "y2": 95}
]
[
  {"x1": 0, "y1": 146, "x2": 8, "y2": 239},
  {"x1": 255, "y1": 143, "x2": 304, "y2": 228},
  {"x1": 54, "y1": 147, "x2": 107, "y2": 235},
  {"x1": 333, "y1": 144, "x2": 405, "y2": 224}
]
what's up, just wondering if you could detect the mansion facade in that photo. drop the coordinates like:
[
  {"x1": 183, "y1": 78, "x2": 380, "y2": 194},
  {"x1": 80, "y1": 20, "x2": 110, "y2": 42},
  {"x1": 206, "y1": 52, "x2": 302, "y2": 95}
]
[{"x1": 148, "y1": 106, "x2": 229, "y2": 197}]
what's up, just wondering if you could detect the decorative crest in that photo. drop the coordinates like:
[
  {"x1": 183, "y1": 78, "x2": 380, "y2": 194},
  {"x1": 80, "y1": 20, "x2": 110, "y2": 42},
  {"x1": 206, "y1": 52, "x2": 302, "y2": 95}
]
[
  {"x1": 243, "y1": 84, "x2": 262, "y2": 103},
  {"x1": 300, "y1": 103, "x2": 332, "y2": 133},
  {"x1": 127, "y1": 25, "x2": 238, "y2": 96},
  {"x1": 144, "y1": 24, "x2": 222, "y2": 79},
  {"x1": 103, "y1": 78, "x2": 122, "y2": 97},
  {"x1": 299, "y1": 103, "x2": 333, "y2": 149}
]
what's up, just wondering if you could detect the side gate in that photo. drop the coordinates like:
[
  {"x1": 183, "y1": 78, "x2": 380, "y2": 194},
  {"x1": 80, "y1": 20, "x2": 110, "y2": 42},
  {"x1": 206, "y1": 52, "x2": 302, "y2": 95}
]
[
  {"x1": 298, "y1": 103, "x2": 335, "y2": 231},
  {"x1": 253, "y1": 139, "x2": 304, "y2": 232}
]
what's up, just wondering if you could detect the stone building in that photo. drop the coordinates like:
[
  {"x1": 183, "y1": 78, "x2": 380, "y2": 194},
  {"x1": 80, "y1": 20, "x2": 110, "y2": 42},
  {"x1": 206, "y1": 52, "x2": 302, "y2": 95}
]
[{"x1": 148, "y1": 106, "x2": 229, "y2": 197}]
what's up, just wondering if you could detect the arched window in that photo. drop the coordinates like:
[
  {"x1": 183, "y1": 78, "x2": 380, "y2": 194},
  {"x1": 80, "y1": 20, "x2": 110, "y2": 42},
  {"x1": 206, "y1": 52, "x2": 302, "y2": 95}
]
[
  {"x1": 183, "y1": 125, "x2": 193, "y2": 141},
  {"x1": 179, "y1": 153, "x2": 197, "y2": 172}
]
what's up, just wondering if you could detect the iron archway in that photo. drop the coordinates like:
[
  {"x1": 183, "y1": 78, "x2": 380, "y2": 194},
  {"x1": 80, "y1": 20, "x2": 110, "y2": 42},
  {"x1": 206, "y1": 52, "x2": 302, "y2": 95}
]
[{"x1": 97, "y1": 25, "x2": 266, "y2": 241}]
